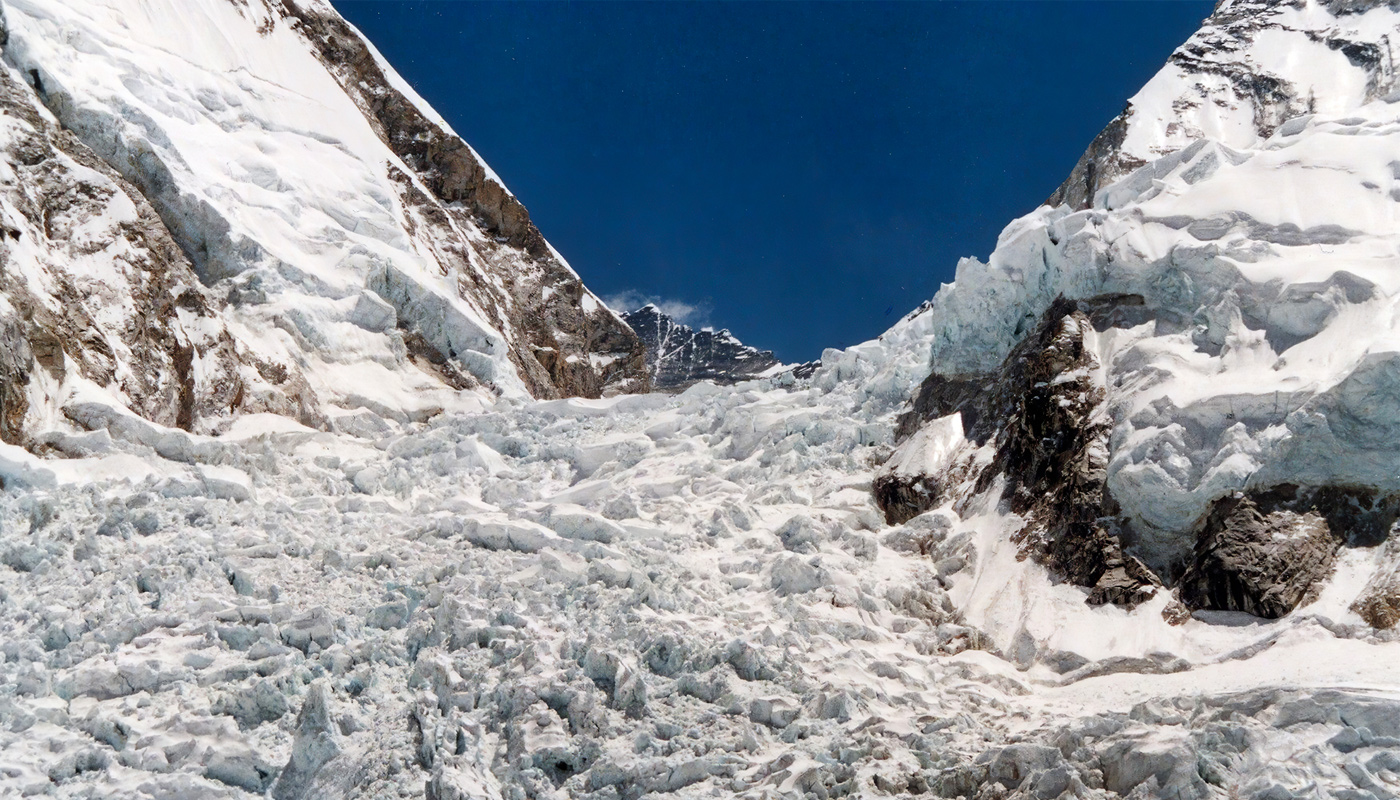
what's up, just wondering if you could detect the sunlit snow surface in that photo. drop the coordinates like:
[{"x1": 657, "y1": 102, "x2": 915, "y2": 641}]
[
  {"x1": 914, "y1": 85, "x2": 1400, "y2": 589},
  {"x1": 0, "y1": 0, "x2": 641, "y2": 418},
  {"x1": 4, "y1": 0, "x2": 1400, "y2": 797},
  {"x1": 2, "y1": 313, "x2": 1398, "y2": 798}
]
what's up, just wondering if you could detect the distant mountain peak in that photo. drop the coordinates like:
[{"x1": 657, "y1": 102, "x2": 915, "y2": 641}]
[{"x1": 621, "y1": 304, "x2": 791, "y2": 391}]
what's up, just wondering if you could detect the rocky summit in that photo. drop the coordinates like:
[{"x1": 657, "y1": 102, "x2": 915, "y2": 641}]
[
  {"x1": 621, "y1": 304, "x2": 792, "y2": 392},
  {"x1": 5, "y1": 1, "x2": 1400, "y2": 799}
]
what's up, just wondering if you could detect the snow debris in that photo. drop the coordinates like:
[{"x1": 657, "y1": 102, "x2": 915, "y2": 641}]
[{"x1": 0, "y1": 0, "x2": 1399, "y2": 798}]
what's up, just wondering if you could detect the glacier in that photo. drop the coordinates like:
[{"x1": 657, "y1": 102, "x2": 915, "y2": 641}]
[{"x1": 3, "y1": 0, "x2": 1400, "y2": 799}]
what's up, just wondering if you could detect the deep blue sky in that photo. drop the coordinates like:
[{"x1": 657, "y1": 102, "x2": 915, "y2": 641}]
[{"x1": 336, "y1": 1, "x2": 1213, "y2": 362}]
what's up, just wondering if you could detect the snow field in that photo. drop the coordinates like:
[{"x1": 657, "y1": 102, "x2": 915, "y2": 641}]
[{"x1": 2, "y1": 328, "x2": 1399, "y2": 797}]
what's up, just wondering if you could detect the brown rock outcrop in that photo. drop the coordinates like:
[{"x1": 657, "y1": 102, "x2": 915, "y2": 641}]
[
  {"x1": 1179, "y1": 492, "x2": 1338, "y2": 619},
  {"x1": 1181, "y1": 484, "x2": 1400, "y2": 619}
]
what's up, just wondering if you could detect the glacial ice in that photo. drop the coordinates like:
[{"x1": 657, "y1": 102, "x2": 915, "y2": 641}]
[
  {"x1": 0, "y1": 0, "x2": 644, "y2": 416},
  {"x1": 3, "y1": 284, "x2": 1400, "y2": 797},
  {"x1": 3, "y1": 0, "x2": 1400, "y2": 797}
]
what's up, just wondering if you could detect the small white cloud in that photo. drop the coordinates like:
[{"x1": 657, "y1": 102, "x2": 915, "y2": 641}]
[
  {"x1": 655, "y1": 300, "x2": 706, "y2": 326},
  {"x1": 603, "y1": 290, "x2": 711, "y2": 328},
  {"x1": 601, "y1": 290, "x2": 650, "y2": 316}
]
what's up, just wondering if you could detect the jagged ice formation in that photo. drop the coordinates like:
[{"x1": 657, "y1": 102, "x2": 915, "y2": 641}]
[{"x1": 4, "y1": 1, "x2": 1400, "y2": 799}]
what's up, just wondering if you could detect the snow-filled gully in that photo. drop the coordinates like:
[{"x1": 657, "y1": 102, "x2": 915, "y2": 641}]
[{"x1": 4, "y1": 0, "x2": 1400, "y2": 798}]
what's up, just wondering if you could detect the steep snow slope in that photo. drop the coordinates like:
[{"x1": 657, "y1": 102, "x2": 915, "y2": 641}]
[
  {"x1": 1050, "y1": 0, "x2": 1400, "y2": 208},
  {"x1": 0, "y1": 0, "x2": 646, "y2": 438},
  {"x1": 886, "y1": 0, "x2": 1400, "y2": 650},
  {"x1": 0, "y1": 28, "x2": 317, "y2": 448},
  {"x1": 621, "y1": 304, "x2": 796, "y2": 392}
]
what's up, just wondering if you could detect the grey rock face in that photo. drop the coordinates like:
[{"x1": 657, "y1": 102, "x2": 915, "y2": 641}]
[
  {"x1": 870, "y1": 473, "x2": 941, "y2": 528},
  {"x1": 884, "y1": 292, "x2": 1400, "y2": 621},
  {"x1": 878, "y1": 295, "x2": 1163, "y2": 609},
  {"x1": 621, "y1": 304, "x2": 785, "y2": 391},
  {"x1": 1046, "y1": 110, "x2": 1137, "y2": 211},
  {"x1": 1181, "y1": 487, "x2": 1366, "y2": 619}
]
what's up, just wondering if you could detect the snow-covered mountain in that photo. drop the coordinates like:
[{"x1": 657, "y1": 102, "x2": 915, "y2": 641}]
[
  {"x1": 6, "y1": 1, "x2": 1400, "y2": 799},
  {"x1": 620, "y1": 304, "x2": 797, "y2": 391},
  {"x1": 0, "y1": 0, "x2": 646, "y2": 449},
  {"x1": 883, "y1": 0, "x2": 1400, "y2": 627},
  {"x1": 1048, "y1": 0, "x2": 1400, "y2": 210}
]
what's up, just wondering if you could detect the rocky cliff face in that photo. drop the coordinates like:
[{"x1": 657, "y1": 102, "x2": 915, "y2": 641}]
[
  {"x1": 886, "y1": 0, "x2": 1400, "y2": 627},
  {"x1": 0, "y1": 0, "x2": 646, "y2": 446},
  {"x1": 877, "y1": 296, "x2": 1165, "y2": 610},
  {"x1": 621, "y1": 304, "x2": 788, "y2": 391},
  {"x1": 271, "y1": 1, "x2": 648, "y2": 401}
]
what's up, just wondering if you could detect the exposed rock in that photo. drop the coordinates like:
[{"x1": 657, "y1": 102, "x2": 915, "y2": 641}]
[
  {"x1": 12, "y1": 0, "x2": 1400, "y2": 797},
  {"x1": 872, "y1": 472, "x2": 943, "y2": 527},
  {"x1": 1046, "y1": 109, "x2": 1141, "y2": 211},
  {"x1": 0, "y1": 49, "x2": 315, "y2": 442},
  {"x1": 270, "y1": 1, "x2": 648, "y2": 399},
  {"x1": 1354, "y1": 531, "x2": 1400, "y2": 628},
  {"x1": 887, "y1": 286, "x2": 1395, "y2": 620},
  {"x1": 2, "y1": 0, "x2": 650, "y2": 434},
  {"x1": 1048, "y1": 0, "x2": 1400, "y2": 211},
  {"x1": 1180, "y1": 483, "x2": 1400, "y2": 622},
  {"x1": 985, "y1": 302, "x2": 1115, "y2": 584},
  {"x1": 892, "y1": 372, "x2": 991, "y2": 444},
  {"x1": 1087, "y1": 549, "x2": 1163, "y2": 610},
  {"x1": 878, "y1": 295, "x2": 1162, "y2": 608},
  {"x1": 1179, "y1": 489, "x2": 1347, "y2": 618},
  {"x1": 1046, "y1": 1, "x2": 1295, "y2": 210},
  {"x1": 622, "y1": 304, "x2": 785, "y2": 391}
]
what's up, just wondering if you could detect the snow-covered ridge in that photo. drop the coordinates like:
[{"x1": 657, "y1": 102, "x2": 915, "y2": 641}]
[
  {"x1": 1050, "y1": 0, "x2": 1400, "y2": 209},
  {"x1": 0, "y1": 0, "x2": 646, "y2": 444}
]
